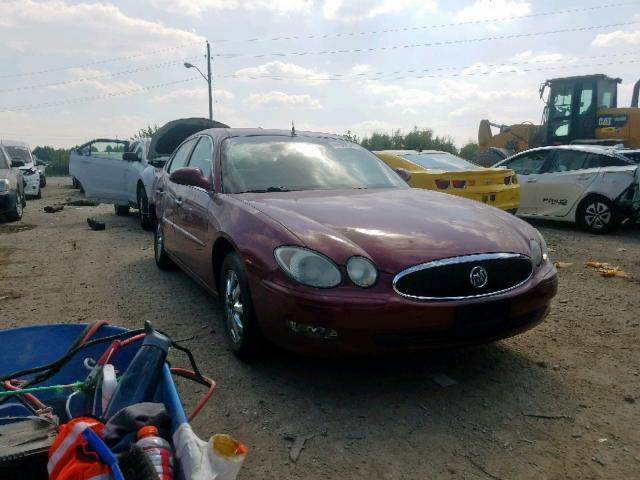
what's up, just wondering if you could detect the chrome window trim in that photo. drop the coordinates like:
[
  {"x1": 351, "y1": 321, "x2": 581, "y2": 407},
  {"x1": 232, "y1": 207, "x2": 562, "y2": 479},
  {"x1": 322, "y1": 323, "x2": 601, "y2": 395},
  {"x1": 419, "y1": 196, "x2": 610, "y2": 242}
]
[{"x1": 392, "y1": 253, "x2": 533, "y2": 301}]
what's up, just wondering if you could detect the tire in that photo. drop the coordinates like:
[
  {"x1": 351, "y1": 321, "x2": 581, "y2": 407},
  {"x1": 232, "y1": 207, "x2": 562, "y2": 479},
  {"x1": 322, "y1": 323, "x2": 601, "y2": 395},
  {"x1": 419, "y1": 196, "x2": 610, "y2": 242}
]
[
  {"x1": 137, "y1": 187, "x2": 153, "y2": 231},
  {"x1": 154, "y1": 221, "x2": 174, "y2": 270},
  {"x1": 220, "y1": 253, "x2": 265, "y2": 361},
  {"x1": 114, "y1": 205, "x2": 130, "y2": 216},
  {"x1": 577, "y1": 195, "x2": 619, "y2": 234},
  {"x1": 40, "y1": 176, "x2": 46, "y2": 188},
  {"x1": 6, "y1": 192, "x2": 23, "y2": 222}
]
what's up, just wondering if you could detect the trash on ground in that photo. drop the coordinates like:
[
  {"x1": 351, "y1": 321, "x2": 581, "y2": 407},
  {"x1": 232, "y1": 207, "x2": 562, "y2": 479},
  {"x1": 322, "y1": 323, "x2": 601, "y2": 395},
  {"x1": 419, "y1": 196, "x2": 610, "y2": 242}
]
[
  {"x1": 585, "y1": 261, "x2": 630, "y2": 278},
  {"x1": 87, "y1": 218, "x2": 106, "y2": 231},
  {"x1": 44, "y1": 204, "x2": 64, "y2": 213},
  {"x1": 432, "y1": 374, "x2": 458, "y2": 388},
  {"x1": 554, "y1": 261, "x2": 573, "y2": 269},
  {"x1": 288, "y1": 433, "x2": 315, "y2": 463}
]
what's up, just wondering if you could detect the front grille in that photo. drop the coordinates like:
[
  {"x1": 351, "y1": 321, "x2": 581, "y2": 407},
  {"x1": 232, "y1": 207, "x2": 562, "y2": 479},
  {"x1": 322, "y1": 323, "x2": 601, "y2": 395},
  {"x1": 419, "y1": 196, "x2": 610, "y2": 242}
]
[{"x1": 393, "y1": 253, "x2": 533, "y2": 300}]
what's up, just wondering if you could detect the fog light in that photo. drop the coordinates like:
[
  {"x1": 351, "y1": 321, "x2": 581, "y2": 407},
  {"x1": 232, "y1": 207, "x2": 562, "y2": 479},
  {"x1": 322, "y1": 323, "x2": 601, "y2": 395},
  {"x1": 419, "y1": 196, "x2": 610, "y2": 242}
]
[{"x1": 288, "y1": 321, "x2": 338, "y2": 339}]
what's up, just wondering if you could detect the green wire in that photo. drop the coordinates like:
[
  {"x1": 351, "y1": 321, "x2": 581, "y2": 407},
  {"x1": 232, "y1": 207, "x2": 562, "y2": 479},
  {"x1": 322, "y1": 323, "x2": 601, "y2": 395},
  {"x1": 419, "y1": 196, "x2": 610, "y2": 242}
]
[{"x1": 0, "y1": 381, "x2": 84, "y2": 398}]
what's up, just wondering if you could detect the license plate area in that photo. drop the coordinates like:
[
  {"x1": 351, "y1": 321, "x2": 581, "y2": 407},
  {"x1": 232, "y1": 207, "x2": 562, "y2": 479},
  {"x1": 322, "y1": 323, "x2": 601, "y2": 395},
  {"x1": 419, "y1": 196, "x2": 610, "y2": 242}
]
[{"x1": 455, "y1": 300, "x2": 510, "y2": 337}]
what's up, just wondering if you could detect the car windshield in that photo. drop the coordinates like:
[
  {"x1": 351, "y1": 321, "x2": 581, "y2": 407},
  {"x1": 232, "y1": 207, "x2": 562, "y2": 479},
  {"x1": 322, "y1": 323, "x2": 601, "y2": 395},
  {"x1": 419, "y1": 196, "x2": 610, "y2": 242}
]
[
  {"x1": 5, "y1": 146, "x2": 31, "y2": 163},
  {"x1": 401, "y1": 152, "x2": 481, "y2": 171},
  {"x1": 222, "y1": 136, "x2": 408, "y2": 193}
]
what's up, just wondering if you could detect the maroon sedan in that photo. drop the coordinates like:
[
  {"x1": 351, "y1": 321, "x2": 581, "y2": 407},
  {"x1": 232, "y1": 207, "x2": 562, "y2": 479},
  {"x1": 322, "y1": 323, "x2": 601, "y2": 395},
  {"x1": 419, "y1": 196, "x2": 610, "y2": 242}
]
[{"x1": 153, "y1": 129, "x2": 557, "y2": 359}]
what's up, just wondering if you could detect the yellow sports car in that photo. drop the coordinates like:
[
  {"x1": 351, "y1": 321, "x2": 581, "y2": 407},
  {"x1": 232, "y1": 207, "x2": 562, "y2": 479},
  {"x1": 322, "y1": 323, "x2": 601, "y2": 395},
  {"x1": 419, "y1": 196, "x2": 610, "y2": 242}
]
[{"x1": 375, "y1": 150, "x2": 520, "y2": 213}]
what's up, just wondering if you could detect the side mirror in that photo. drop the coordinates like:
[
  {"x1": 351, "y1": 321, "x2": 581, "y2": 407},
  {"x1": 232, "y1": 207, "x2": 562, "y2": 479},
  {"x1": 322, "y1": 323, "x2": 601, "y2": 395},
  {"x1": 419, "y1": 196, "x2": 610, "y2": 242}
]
[
  {"x1": 394, "y1": 168, "x2": 412, "y2": 183},
  {"x1": 169, "y1": 167, "x2": 212, "y2": 191},
  {"x1": 11, "y1": 160, "x2": 25, "y2": 168},
  {"x1": 122, "y1": 152, "x2": 140, "y2": 162}
]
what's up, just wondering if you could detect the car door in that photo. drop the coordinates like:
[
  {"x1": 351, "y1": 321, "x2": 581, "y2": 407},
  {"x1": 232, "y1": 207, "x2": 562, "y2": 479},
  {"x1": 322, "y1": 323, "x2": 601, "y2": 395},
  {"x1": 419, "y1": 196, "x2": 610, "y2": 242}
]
[
  {"x1": 71, "y1": 139, "x2": 130, "y2": 203},
  {"x1": 501, "y1": 149, "x2": 551, "y2": 216},
  {"x1": 174, "y1": 135, "x2": 215, "y2": 282},
  {"x1": 160, "y1": 138, "x2": 198, "y2": 258},
  {"x1": 124, "y1": 141, "x2": 146, "y2": 205},
  {"x1": 536, "y1": 149, "x2": 594, "y2": 217}
]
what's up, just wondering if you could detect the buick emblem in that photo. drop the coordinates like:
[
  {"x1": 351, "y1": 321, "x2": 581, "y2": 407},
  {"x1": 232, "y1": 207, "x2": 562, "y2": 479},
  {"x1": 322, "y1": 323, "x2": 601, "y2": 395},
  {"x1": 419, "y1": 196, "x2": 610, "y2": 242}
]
[{"x1": 469, "y1": 266, "x2": 488, "y2": 289}]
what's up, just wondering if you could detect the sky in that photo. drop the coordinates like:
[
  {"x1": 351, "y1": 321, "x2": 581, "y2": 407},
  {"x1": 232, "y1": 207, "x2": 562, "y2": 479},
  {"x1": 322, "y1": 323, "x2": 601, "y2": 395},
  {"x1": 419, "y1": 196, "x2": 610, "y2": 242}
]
[{"x1": 0, "y1": 0, "x2": 639, "y2": 148}]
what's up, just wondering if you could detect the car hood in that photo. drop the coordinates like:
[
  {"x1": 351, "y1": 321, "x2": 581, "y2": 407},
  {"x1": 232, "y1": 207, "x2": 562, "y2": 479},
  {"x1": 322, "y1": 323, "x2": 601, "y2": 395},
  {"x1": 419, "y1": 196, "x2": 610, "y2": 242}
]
[
  {"x1": 237, "y1": 188, "x2": 535, "y2": 273},
  {"x1": 148, "y1": 117, "x2": 229, "y2": 160}
]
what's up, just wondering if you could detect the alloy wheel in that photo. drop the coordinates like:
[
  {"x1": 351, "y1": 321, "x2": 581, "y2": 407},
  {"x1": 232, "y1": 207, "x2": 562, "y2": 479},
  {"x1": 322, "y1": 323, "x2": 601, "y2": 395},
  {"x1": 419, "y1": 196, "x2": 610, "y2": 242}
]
[
  {"x1": 584, "y1": 202, "x2": 611, "y2": 230},
  {"x1": 225, "y1": 271, "x2": 244, "y2": 344}
]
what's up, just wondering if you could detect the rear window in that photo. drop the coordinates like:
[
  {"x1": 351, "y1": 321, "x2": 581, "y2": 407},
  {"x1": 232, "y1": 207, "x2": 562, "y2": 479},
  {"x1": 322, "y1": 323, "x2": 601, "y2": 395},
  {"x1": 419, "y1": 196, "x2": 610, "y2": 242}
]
[{"x1": 401, "y1": 152, "x2": 481, "y2": 171}]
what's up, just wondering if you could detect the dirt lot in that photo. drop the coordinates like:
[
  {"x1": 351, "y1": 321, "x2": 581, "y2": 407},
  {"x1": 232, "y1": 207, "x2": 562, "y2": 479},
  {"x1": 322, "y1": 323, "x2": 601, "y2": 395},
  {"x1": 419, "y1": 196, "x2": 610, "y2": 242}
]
[{"x1": 1, "y1": 177, "x2": 639, "y2": 479}]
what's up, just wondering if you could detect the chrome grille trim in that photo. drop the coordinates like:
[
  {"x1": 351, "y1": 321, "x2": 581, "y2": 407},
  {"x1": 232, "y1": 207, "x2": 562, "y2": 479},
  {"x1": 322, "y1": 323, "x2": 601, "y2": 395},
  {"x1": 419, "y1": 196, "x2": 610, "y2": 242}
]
[{"x1": 392, "y1": 253, "x2": 533, "y2": 301}]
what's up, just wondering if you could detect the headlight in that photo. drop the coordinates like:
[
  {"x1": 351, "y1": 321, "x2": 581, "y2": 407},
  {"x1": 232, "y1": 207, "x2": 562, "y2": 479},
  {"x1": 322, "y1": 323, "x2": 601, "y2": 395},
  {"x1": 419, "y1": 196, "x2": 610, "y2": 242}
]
[
  {"x1": 0, "y1": 179, "x2": 8, "y2": 192},
  {"x1": 529, "y1": 235, "x2": 549, "y2": 266},
  {"x1": 346, "y1": 256, "x2": 378, "y2": 287},
  {"x1": 274, "y1": 246, "x2": 341, "y2": 288}
]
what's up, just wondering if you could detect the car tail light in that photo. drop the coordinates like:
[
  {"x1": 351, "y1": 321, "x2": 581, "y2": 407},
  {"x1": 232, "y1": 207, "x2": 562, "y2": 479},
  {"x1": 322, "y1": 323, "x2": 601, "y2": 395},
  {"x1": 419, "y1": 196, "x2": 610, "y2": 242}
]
[
  {"x1": 452, "y1": 179, "x2": 466, "y2": 189},
  {"x1": 511, "y1": 175, "x2": 518, "y2": 184},
  {"x1": 504, "y1": 176, "x2": 512, "y2": 185},
  {"x1": 435, "y1": 179, "x2": 450, "y2": 189}
]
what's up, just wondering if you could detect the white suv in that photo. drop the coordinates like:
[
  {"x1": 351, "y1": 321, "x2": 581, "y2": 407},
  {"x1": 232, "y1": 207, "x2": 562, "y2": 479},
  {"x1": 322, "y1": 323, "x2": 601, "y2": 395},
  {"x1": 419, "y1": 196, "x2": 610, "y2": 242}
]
[
  {"x1": 1, "y1": 140, "x2": 41, "y2": 199},
  {"x1": 495, "y1": 145, "x2": 639, "y2": 233}
]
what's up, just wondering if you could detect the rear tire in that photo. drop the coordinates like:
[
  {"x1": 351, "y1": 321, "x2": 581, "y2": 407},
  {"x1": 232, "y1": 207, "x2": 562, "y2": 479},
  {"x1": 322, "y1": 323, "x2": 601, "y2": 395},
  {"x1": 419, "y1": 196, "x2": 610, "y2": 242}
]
[
  {"x1": 220, "y1": 253, "x2": 265, "y2": 361},
  {"x1": 137, "y1": 187, "x2": 153, "y2": 231},
  {"x1": 154, "y1": 222, "x2": 174, "y2": 270},
  {"x1": 114, "y1": 205, "x2": 130, "y2": 216},
  {"x1": 577, "y1": 195, "x2": 619, "y2": 234}
]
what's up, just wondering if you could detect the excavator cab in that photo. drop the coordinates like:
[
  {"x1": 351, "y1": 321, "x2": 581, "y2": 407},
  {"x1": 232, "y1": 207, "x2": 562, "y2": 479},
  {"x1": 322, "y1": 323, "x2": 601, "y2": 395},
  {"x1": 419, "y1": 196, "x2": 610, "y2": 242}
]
[{"x1": 541, "y1": 74, "x2": 620, "y2": 145}]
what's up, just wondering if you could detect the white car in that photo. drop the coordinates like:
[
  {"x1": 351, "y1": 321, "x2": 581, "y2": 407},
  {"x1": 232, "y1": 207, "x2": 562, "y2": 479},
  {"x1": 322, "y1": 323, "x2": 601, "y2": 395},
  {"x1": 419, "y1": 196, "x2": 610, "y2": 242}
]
[
  {"x1": 1, "y1": 140, "x2": 41, "y2": 199},
  {"x1": 495, "y1": 145, "x2": 640, "y2": 233},
  {"x1": 69, "y1": 118, "x2": 227, "y2": 230}
]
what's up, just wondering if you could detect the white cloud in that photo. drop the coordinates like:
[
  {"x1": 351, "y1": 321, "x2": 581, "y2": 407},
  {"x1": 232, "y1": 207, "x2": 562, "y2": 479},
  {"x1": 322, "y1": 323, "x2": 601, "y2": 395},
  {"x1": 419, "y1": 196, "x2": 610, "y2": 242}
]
[
  {"x1": 513, "y1": 50, "x2": 576, "y2": 64},
  {"x1": 233, "y1": 61, "x2": 328, "y2": 83},
  {"x1": 246, "y1": 91, "x2": 322, "y2": 109},
  {"x1": 150, "y1": 88, "x2": 234, "y2": 104},
  {"x1": 454, "y1": 0, "x2": 530, "y2": 30},
  {"x1": 149, "y1": 0, "x2": 313, "y2": 16},
  {"x1": 350, "y1": 64, "x2": 371, "y2": 75},
  {"x1": 592, "y1": 30, "x2": 640, "y2": 47},
  {"x1": 0, "y1": 0, "x2": 203, "y2": 55},
  {"x1": 323, "y1": 0, "x2": 436, "y2": 21}
]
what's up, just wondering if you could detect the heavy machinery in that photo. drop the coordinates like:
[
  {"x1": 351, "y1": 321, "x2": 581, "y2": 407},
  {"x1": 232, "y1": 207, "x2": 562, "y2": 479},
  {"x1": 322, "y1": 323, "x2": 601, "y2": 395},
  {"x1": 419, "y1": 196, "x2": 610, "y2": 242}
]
[{"x1": 475, "y1": 74, "x2": 640, "y2": 166}]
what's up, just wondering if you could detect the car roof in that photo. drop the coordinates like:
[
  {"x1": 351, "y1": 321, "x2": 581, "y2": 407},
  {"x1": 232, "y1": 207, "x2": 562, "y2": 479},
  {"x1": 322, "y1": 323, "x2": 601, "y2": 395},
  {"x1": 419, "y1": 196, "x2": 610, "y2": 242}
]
[
  {"x1": 516, "y1": 144, "x2": 626, "y2": 156},
  {"x1": 198, "y1": 128, "x2": 351, "y2": 142},
  {"x1": 0, "y1": 139, "x2": 31, "y2": 148},
  {"x1": 374, "y1": 150, "x2": 455, "y2": 155}
]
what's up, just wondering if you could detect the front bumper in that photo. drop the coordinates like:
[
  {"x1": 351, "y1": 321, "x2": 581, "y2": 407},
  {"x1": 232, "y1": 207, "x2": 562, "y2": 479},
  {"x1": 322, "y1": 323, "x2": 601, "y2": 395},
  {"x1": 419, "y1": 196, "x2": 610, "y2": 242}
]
[{"x1": 250, "y1": 262, "x2": 558, "y2": 355}]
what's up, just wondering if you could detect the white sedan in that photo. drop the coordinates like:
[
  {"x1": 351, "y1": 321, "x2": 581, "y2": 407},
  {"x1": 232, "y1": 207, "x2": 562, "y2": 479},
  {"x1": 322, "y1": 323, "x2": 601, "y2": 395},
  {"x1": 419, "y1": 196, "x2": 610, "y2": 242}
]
[
  {"x1": 495, "y1": 145, "x2": 639, "y2": 233},
  {"x1": 1, "y1": 140, "x2": 41, "y2": 199}
]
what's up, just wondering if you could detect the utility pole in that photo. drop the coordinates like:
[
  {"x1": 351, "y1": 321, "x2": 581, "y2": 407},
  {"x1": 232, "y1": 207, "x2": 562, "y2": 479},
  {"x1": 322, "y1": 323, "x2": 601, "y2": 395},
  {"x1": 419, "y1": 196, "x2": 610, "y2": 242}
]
[{"x1": 206, "y1": 40, "x2": 213, "y2": 121}]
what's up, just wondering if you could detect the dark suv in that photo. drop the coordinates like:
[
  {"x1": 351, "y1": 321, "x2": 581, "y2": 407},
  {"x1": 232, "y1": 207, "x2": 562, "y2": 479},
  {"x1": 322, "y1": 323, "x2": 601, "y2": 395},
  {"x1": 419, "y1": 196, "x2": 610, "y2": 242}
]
[{"x1": 0, "y1": 145, "x2": 26, "y2": 222}]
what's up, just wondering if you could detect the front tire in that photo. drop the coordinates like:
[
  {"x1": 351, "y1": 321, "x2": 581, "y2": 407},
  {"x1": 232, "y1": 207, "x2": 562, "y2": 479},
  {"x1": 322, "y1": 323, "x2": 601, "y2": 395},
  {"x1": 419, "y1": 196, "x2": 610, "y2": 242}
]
[
  {"x1": 6, "y1": 193, "x2": 24, "y2": 222},
  {"x1": 154, "y1": 222, "x2": 174, "y2": 270},
  {"x1": 220, "y1": 253, "x2": 265, "y2": 361},
  {"x1": 577, "y1": 196, "x2": 619, "y2": 234},
  {"x1": 137, "y1": 187, "x2": 153, "y2": 231}
]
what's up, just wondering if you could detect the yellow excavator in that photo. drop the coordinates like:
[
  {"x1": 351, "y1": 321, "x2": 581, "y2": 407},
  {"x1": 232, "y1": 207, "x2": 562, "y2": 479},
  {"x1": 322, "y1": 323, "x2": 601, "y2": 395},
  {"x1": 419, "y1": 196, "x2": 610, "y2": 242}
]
[{"x1": 475, "y1": 74, "x2": 640, "y2": 166}]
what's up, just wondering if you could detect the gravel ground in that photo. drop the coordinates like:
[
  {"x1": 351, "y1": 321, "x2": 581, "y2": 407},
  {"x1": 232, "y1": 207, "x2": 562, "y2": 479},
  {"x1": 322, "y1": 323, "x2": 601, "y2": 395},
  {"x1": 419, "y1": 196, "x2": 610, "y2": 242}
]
[{"x1": 1, "y1": 177, "x2": 639, "y2": 479}]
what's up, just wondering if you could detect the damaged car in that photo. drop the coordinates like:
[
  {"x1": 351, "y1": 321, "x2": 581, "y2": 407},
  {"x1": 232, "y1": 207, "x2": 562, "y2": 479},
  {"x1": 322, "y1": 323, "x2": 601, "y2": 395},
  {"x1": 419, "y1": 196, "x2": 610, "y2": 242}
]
[
  {"x1": 68, "y1": 118, "x2": 227, "y2": 230},
  {"x1": 495, "y1": 145, "x2": 640, "y2": 233},
  {"x1": 153, "y1": 128, "x2": 558, "y2": 360},
  {"x1": 0, "y1": 144, "x2": 26, "y2": 222},
  {"x1": 1, "y1": 140, "x2": 41, "y2": 199}
]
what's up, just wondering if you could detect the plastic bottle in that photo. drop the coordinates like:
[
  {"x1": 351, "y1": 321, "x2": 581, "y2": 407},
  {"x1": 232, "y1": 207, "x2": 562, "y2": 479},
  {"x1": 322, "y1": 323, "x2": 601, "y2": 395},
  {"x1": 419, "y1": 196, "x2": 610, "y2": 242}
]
[
  {"x1": 136, "y1": 425, "x2": 174, "y2": 480},
  {"x1": 104, "y1": 321, "x2": 171, "y2": 418}
]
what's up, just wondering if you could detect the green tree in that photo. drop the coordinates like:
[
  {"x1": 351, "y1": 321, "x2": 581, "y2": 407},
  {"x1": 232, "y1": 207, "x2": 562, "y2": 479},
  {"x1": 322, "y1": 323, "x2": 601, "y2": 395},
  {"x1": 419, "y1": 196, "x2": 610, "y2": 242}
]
[
  {"x1": 359, "y1": 127, "x2": 459, "y2": 154},
  {"x1": 131, "y1": 124, "x2": 159, "y2": 140},
  {"x1": 459, "y1": 141, "x2": 479, "y2": 161}
]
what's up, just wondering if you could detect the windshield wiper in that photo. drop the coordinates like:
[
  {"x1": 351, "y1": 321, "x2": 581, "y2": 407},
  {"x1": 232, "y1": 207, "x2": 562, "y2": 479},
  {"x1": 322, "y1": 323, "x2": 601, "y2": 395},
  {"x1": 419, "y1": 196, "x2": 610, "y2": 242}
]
[{"x1": 243, "y1": 186, "x2": 296, "y2": 193}]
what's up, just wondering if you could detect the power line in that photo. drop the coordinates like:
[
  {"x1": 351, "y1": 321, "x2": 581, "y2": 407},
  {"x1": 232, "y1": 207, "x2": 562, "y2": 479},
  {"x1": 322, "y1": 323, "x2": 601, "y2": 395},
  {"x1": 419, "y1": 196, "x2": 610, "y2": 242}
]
[
  {"x1": 0, "y1": 77, "x2": 198, "y2": 113},
  {"x1": 213, "y1": 21, "x2": 639, "y2": 58},
  {"x1": 209, "y1": 1, "x2": 640, "y2": 44},
  {"x1": 0, "y1": 41, "x2": 204, "y2": 80},
  {"x1": 222, "y1": 51, "x2": 640, "y2": 81},
  {"x1": 0, "y1": 56, "x2": 201, "y2": 93}
]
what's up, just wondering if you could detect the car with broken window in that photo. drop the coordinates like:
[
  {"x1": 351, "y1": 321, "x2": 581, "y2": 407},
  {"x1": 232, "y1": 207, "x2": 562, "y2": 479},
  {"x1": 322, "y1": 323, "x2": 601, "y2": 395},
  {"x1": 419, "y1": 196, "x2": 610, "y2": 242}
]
[
  {"x1": 1, "y1": 140, "x2": 41, "y2": 199},
  {"x1": 69, "y1": 118, "x2": 228, "y2": 230},
  {"x1": 495, "y1": 145, "x2": 640, "y2": 233},
  {"x1": 375, "y1": 150, "x2": 520, "y2": 213},
  {"x1": 152, "y1": 128, "x2": 558, "y2": 360},
  {"x1": 0, "y1": 144, "x2": 26, "y2": 222}
]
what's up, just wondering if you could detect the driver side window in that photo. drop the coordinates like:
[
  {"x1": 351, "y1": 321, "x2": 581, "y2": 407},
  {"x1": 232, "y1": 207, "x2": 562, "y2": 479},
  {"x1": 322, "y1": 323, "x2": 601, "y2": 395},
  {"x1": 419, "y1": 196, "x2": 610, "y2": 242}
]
[
  {"x1": 505, "y1": 150, "x2": 550, "y2": 175},
  {"x1": 167, "y1": 139, "x2": 197, "y2": 174}
]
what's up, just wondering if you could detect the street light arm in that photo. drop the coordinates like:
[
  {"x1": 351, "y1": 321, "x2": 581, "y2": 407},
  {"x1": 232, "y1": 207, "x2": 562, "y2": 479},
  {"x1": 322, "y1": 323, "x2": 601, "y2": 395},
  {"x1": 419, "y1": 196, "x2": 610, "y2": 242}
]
[{"x1": 184, "y1": 63, "x2": 209, "y2": 83}]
